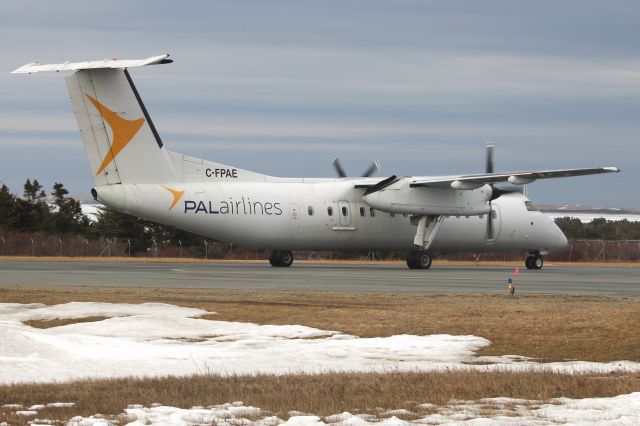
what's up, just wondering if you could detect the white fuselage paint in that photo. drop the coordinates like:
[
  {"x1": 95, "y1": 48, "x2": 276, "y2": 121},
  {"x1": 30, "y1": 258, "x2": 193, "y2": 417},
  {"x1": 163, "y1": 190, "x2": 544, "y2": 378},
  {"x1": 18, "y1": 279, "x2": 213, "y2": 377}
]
[{"x1": 95, "y1": 180, "x2": 568, "y2": 253}]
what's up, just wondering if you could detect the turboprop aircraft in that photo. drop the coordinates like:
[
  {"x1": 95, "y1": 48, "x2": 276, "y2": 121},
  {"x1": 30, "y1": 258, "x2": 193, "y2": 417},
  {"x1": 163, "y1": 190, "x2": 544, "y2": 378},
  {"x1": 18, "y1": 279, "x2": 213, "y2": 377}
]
[{"x1": 13, "y1": 54, "x2": 620, "y2": 270}]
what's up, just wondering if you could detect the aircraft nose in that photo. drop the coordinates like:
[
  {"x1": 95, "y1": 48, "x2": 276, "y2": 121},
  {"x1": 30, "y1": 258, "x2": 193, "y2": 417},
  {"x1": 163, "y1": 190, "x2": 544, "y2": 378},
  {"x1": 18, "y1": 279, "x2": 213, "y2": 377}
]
[
  {"x1": 551, "y1": 223, "x2": 568, "y2": 249},
  {"x1": 557, "y1": 230, "x2": 568, "y2": 248}
]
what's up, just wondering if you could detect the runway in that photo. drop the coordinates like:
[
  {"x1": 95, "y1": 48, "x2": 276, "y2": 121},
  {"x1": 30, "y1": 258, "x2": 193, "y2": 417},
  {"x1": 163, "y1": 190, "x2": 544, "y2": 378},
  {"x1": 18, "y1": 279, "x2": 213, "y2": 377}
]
[{"x1": 0, "y1": 261, "x2": 639, "y2": 295}]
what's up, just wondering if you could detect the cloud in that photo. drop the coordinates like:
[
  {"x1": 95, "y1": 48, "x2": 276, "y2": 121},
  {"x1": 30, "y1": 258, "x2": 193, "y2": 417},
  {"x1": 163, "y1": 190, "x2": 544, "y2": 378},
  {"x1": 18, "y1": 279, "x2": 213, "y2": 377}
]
[{"x1": 0, "y1": 1, "x2": 638, "y2": 205}]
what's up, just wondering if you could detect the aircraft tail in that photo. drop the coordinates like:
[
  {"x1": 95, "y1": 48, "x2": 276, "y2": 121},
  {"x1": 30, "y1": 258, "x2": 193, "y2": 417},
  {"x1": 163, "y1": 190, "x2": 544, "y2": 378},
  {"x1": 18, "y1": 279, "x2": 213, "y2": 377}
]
[{"x1": 13, "y1": 55, "x2": 177, "y2": 186}]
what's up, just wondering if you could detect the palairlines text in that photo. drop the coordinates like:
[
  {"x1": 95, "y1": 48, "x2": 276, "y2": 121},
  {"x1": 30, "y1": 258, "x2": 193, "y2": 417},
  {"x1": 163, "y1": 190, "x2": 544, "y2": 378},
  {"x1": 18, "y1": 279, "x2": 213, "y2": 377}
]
[{"x1": 184, "y1": 198, "x2": 283, "y2": 216}]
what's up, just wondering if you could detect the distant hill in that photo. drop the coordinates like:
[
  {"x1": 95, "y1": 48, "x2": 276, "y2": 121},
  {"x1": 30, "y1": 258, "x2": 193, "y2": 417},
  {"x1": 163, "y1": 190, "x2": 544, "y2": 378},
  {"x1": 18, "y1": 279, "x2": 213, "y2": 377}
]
[{"x1": 538, "y1": 204, "x2": 640, "y2": 223}]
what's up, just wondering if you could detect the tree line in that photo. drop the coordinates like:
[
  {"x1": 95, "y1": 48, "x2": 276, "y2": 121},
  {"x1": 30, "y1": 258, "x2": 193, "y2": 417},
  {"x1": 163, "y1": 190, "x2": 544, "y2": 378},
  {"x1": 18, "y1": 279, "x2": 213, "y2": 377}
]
[
  {"x1": 0, "y1": 179, "x2": 202, "y2": 255},
  {"x1": 553, "y1": 217, "x2": 640, "y2": 240}
]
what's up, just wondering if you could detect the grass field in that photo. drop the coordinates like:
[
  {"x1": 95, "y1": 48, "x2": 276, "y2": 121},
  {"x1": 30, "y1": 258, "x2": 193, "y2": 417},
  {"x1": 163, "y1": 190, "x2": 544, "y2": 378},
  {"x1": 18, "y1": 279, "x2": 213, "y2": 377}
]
[
  {"x1": 2, "y1": 371, "x2": 639, "y2": 425},
  {"x1": 1, "y1": 285, "x2": 639, "y2": 424}
]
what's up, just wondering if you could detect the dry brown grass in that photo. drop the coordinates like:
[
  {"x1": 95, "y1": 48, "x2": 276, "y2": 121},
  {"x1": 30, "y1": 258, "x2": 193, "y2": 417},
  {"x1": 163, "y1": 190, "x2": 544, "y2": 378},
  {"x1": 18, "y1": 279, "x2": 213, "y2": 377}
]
[
  {"x1": 1, "y1": 371, "x2": 639, "y2": 425},
  {"x1": 23, "y1": 316, "x2": 110, "y2": 329},
  {"x1": 2, "y1": 286, "x2": 640, "y2": 424},
  {"x1": 1, "y1": 286, "x2": 638, "y2": 362},
  {"x1": 0, "y1": 255, "x2": 266, "y2": 264}
]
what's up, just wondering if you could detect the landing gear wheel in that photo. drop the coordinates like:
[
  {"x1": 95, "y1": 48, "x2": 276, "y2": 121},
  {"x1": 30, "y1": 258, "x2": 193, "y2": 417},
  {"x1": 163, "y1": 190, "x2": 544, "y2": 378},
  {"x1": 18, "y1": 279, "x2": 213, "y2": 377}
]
[
  {"x1": 269, "y1": 250, "x2": 294, "y2": 267},
  {"x1": 532, "y1": 255, "x2": 543, "y2": 270},
  {"x1": 525, "y1": 255, "x2": 543, "y2": 270},
  {"x1": 525, "y1": 256, "x2": 534, "y2": 270},
  {"x1": 417, "y1": 251, "x2": 432, "y2": 269},
  {"x1": 406, "y1": 251, "x2": 419, "y2": 269},
  {"x1": 406, "y1": 250, "x2": 432, "y2": 270}
]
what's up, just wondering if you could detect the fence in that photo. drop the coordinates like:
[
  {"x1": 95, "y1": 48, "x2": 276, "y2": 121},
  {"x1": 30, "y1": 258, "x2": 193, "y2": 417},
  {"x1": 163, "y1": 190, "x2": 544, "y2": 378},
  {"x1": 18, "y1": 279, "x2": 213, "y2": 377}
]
[
  {"x1": 550, "y1": 239, "x2": 640, "y2": 263},
  {"x1": 0, "y1": 232, "x2": 260, "y2": 259},
  {"x1": 0, "y1": 232, "x2": 638, "y2": 263}
]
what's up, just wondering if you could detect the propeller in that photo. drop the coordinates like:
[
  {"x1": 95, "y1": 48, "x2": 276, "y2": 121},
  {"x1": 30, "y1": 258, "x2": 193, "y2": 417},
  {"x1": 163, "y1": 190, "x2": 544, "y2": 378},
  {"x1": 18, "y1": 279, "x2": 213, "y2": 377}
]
[
  {"x1": 484, "y1": 143, "x2": 525, "y2": 239},
  {"x1": 486, "y1": 143, "x2": 496, "y2": 239},
  {"x1": 331, "y1": 156, "x2": 347, "y2": 178},
  {"x1": 486, "y1": 143, "x2": 494, "y2": 174},
  {"x1": 331, "y1": 156, "x2": 381, "y2": 178}
]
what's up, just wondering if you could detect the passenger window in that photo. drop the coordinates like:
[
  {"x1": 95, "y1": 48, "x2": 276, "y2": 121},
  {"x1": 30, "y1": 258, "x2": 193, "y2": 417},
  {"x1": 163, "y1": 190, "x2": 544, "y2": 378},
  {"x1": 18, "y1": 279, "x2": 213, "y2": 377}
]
[
  {"x1": 341, "y1": 206, "x2": 348, "y2": 216},
  {"x1": 525, "y1": 201, "x2": 538, "y2": 211},
  {"x1": 370, "y1": 208, "x2": 376, "y2": 217},
  {"x1": 360, "y1": 207, "x2": 365, "y2": 217},
  {"x1": 327, "y1": 207, "x2": 333, "y2": 216},
  {"x1": 308, "y1": 206, "x2": 314, "y2": 216}
]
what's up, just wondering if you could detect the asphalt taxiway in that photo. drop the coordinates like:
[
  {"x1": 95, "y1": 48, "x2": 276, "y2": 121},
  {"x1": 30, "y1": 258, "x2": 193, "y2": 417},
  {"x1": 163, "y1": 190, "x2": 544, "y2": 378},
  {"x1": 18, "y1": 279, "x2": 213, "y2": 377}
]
[{"x1": 0, "y1": 261, "x2": 639, "y2": 296}]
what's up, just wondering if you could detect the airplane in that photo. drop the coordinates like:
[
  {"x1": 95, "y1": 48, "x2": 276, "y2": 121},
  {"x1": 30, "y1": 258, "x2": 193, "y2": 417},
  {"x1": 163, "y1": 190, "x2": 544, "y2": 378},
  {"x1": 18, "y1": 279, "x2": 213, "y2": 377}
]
[{"x1": 13, "y1": 54, "x2": 620, "y2": 270}]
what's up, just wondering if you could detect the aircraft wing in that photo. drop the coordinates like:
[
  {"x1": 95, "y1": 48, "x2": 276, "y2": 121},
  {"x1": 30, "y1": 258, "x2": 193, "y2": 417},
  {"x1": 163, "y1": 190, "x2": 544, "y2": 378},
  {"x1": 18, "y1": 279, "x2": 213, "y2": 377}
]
[{"x1": 408, "y1": 166, "x2": 620, "y2": 189}]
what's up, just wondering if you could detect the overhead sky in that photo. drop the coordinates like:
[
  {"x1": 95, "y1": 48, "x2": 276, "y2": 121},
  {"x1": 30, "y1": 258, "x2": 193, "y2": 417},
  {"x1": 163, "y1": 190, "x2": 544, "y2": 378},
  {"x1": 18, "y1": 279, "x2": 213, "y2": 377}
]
[{"x1": 1, "y1": 0, "x2": 638, "y2": 206}]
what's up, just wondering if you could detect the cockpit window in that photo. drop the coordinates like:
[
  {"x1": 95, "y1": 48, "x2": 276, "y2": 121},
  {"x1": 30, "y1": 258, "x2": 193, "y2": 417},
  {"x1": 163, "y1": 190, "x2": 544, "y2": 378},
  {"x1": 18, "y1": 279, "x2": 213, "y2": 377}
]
[{"x1": 525, "y1": 201, "x2": 538, "y2": 211}]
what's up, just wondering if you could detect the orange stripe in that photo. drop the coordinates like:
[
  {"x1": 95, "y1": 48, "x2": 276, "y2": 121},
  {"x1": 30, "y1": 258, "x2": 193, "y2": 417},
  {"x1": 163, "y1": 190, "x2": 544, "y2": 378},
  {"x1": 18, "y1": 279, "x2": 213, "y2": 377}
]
[
  {"x1": 161, "y1": 186, "x2": 185, "y2": 210},
  {"x1": 86, "y1": 94, "x2": 145, "y2": 175}
]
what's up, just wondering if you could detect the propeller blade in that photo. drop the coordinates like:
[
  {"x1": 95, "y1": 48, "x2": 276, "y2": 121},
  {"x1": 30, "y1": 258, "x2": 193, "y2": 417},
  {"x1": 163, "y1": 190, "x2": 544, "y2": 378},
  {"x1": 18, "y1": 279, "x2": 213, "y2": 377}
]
[
  {"x1": 331, "y1": 156, "x2": 347, "y2": 178},
  {"x1": 486, "y1": 199, "x2": 495, "y2": 239},
  {"x1": 486, "y1": 143, "x2": 494, "y2": 174},
  {"x1": 361, "y1": 160, "x2": 381, "y2": 177}
]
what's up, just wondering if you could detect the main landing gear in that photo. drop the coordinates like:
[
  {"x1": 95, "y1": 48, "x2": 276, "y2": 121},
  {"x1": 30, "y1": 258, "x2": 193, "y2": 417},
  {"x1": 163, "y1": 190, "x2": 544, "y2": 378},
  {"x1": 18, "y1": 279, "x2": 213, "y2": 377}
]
[
  {"x1": 525, "y1": 252, "x2": 544, "y2": 270},
  {"x1": 406, "y1": 250, "x2": 432, "y2": 269},
  {"x1": 269, "y1": 250, "x2": 294, "y2": 267},
  {"x1": 406, "y1": 215, "x2": 444, "y2": 270}
]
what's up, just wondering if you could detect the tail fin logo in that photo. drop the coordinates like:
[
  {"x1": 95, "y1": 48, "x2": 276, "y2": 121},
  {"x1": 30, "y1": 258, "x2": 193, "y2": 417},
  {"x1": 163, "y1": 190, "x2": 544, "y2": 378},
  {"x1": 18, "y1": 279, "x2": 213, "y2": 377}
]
[
  {"x1": 161, "y1": 185, "x2": 185, "y2": 210},
  {"x1": 85, "y1": 94, "x2": 145, "y2": 175}
]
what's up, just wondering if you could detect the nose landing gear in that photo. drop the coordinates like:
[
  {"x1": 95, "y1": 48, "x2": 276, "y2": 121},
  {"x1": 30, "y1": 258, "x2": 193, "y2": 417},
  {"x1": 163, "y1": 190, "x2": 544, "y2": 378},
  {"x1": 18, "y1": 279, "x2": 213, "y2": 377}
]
[
  {"x1": 269, "y1": 250, "x2": 294, "y2": 267},
  {"x1": 525, "y1": 253, "x2": 544, "y2": 270}
]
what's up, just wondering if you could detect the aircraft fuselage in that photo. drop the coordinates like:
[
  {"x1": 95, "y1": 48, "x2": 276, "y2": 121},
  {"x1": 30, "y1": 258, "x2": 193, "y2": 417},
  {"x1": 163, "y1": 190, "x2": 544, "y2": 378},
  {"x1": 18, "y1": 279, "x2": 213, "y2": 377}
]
[{"x1": 95, "y1": 181, "x2": 567, "y2": 253}]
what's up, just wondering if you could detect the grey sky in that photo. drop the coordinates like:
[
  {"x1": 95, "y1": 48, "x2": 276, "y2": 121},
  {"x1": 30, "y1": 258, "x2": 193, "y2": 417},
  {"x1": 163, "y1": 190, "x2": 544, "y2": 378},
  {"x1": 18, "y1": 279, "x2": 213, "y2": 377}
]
[{"x1": 1, "y1": 0, "x2": 638, "y2": 206}]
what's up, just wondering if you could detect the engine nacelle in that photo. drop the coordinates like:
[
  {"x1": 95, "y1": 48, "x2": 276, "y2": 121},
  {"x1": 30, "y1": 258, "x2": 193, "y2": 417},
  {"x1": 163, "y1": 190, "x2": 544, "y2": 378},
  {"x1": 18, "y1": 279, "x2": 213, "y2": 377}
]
[{"x1": 363, "y1": 180, "x2": 492, "y2": 216}]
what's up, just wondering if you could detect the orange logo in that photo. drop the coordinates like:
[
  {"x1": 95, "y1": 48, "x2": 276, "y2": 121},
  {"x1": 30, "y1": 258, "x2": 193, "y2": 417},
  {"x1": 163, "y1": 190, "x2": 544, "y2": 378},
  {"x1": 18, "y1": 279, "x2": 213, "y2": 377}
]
[
  {"x1": 161, "y1": 185, "x2": 185, "y2": 210},
  {"x1": 85, "y1": 94, "x2": 145, "y2": 175}
]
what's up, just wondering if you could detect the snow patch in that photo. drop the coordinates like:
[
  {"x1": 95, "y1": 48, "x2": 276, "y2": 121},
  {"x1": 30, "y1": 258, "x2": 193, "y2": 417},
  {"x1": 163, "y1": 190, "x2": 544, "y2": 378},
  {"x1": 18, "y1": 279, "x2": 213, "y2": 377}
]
[
  {"x1": 29, "y1": 404, "x2": 46, "y2": 410},
  {"x1": 46, "y1": 402, "x2": 76, "y2": 408},
  {"x1": 2, "y1": 395, "x2": 640, "y2": 424},
  {"x1": 15, "y1": 410, "x2": 38, "y2": 416},
  {"x1": 1, "y1": 302, "x2": 640, "y2": 384},
  {"x1": 0, "y1": 302, "x2": 207, "y2": 323},
  {"x1": 544, "y1": 211, "x2": 640, "y2": 223}
]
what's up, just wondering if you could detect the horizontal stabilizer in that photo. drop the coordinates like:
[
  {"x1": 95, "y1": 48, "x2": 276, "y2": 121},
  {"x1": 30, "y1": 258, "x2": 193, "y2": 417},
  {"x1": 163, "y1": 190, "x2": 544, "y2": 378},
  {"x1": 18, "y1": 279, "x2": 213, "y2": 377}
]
[{"x1": 12, "y1": 54, "x2": 172, "y2": 74}]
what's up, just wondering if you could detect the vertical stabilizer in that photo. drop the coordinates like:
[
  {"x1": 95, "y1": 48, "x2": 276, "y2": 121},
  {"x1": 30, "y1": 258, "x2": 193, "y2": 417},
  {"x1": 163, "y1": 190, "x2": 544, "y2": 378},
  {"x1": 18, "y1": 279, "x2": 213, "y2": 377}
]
[{"x1": 65, "y1": 68, "x2": 177, "y2": 185}]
